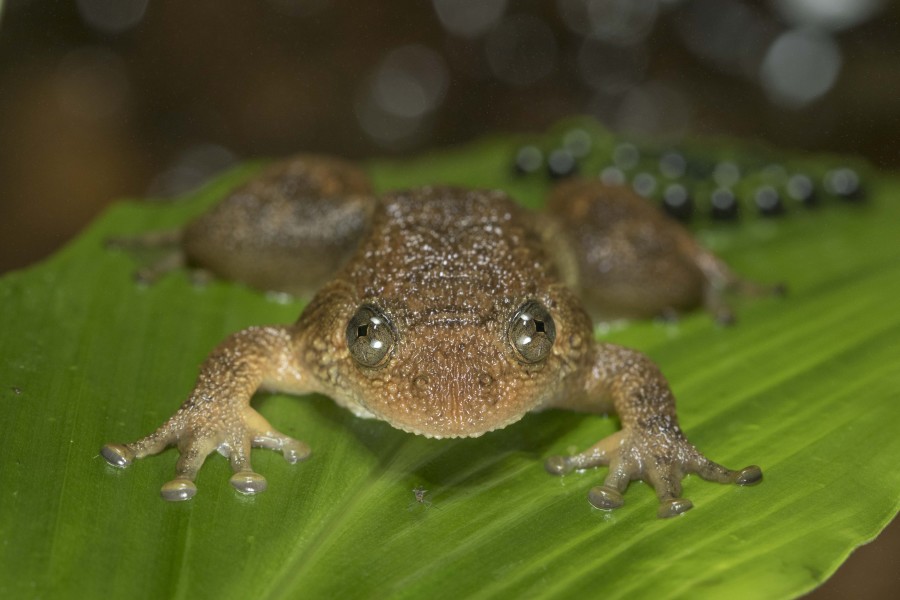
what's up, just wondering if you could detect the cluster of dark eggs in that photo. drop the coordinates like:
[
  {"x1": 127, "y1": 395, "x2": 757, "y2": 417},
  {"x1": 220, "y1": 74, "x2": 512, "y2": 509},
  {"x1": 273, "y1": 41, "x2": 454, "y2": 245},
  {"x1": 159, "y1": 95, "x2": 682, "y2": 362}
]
[{"x1": 513, "y1": 129, "x2": 866, "y2": 224}]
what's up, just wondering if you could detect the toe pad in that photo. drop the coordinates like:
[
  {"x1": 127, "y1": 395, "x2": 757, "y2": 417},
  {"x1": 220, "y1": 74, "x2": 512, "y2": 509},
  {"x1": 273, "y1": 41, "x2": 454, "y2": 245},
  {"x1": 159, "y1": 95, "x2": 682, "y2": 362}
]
[
  {"x1": 101, "y1": 444, "x2": 134, "y2": 468},
  {"x1": 544, "y1": 455, "x2": 573, "y2": 476},
  {"x1": 658, "y1": 498, "x2": 693, "y2": 518},
  {"x1": 735, "y1": 465, "x2": 763, "y2": 486},
  {"x1": 230, "y1": 471, "x2": 268, "y2": 495},
  {"x1": 588, "y1": 486, "x2": 624, "y2": 510},
  {"x1": 161, "y1": 478, "x2": 197, "y2": 502}
]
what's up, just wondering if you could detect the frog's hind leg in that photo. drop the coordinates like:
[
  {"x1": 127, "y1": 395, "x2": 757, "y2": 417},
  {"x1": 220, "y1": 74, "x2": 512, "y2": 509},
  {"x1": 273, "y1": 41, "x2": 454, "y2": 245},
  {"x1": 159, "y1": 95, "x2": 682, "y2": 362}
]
[
  {"x1": 180, "y1": 155, "x2": 376, "y2": 297},
  {"x1": 106, "y1": 155, "x2": 376, "y2": 295},
  {"x1": 544, "y1": 180, "x2": 718, "y2": 321},
  {"x1": 691, "y1": 248, "x2": 786, "y2": 325},
  {"x1": 545, "y1": 179, "x2": 784, "y2": 324},
  {"x1": 106, "y1": 229, "x2": 196, "y2": 286}
]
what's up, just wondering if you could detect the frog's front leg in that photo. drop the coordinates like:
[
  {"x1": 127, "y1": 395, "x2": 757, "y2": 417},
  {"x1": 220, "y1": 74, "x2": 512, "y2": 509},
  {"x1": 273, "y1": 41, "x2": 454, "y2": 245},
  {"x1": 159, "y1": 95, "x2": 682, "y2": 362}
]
[
  {"x1": 102, "y1": 326, "x2": 314, "y2": 501},
  {"x1": 545, "y1": 343, "x2": 761, "y2": 518}
]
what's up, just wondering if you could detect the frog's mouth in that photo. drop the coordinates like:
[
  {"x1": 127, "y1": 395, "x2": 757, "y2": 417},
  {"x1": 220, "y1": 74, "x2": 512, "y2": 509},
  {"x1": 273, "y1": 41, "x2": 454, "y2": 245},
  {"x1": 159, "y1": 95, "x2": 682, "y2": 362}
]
[
  {"x1": 356, "y1": 361, "x2": 548, "y2": 439},
  {"x1": 387, "y1": 408, "x2": 529, "y2": 440}
]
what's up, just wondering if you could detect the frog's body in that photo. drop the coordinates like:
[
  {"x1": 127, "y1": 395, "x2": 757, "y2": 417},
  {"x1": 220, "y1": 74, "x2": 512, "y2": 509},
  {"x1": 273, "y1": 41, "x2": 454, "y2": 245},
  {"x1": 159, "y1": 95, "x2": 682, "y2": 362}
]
[{"x1": 102, "y1": 156, "x2": 765, "y2": 518}]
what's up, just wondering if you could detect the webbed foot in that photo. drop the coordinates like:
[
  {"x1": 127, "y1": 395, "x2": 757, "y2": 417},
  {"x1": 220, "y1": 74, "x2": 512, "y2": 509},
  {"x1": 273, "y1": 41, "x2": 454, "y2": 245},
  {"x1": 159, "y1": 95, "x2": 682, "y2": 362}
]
[
  {"x1": 546, "y1": 429, "x2": 761, "y2": 518},
  {"x1": 102, "y1": 404, "x2": 310, "y2": 501},
  {"x1": 696, "y1": 252, "x2": 787, "y2": 326},
  {"x1": 105, "y1": 229, "x2": 196, "y2": 286}
]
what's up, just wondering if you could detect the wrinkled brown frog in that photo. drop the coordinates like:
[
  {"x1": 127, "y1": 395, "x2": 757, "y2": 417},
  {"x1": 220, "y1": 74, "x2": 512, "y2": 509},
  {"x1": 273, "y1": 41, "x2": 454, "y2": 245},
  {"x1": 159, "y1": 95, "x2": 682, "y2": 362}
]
[{"x1": 102, "y1": 155, "x2": 769, "y2": 518}]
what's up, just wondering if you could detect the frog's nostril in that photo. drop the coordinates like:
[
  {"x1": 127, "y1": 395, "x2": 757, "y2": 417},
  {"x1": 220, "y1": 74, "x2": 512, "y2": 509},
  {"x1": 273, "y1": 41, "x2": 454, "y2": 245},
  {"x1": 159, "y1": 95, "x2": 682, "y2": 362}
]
[{"x1": 413, "y1": 374, "x2": 430, "y2": 389}]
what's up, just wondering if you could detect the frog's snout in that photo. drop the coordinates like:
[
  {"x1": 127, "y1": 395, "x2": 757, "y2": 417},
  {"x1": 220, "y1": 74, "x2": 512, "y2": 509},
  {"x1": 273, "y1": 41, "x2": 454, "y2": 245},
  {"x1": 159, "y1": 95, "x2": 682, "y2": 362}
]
[{"x1": 366, "y1": 331, "x2": 538, "y2": 438}]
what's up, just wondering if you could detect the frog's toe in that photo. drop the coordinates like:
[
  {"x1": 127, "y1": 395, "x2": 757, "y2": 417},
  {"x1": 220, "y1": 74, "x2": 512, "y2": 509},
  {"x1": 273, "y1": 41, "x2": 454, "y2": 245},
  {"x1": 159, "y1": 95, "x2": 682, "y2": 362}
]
[
  {"x1": 544, "y1": 455, "x2": 574, "y2": 475},
  {"x1": 588, "y1": 485, "x2": 624, "y2": 510},
  {"x1": 161, "y1": 478, "x2": 197, "y2": 501},
  {"x1": 658, "y1": 498, "x2": 693, "y2": 519},
  {"x1": 545, "y1": 431, "x2": 624, "y2": 476},
  {"x1": 644, "y1": 468, "x2": 695, "y2": 518},
  {"x1": 735, "y1": 465, "x2": 763, "y2": 485},
  {"x1": 151, "y1": 436, "x2": 219, "y2": 502},
  {"x1": 280, "y1": 440, "x2": 311, "y2": 464},
  {"x1": 134, "y1": 250, "x2": 186, "y2": 286},
  {"x1": 229, "y1": 471, "x2": 268, "y2": 495},
  {"x1": 223, "y1": 416, "x2": 305, "y2": 496},
  {"x1": 248, "y1": 416, "x2": 311, "y2": 464},
  {"x1": 688, "y1": 455, "x2": 764, "y2": 486},
  {"x1": 254, "y1": 435, "x2": 311, "y2": 465},
  {"x1": 188, "y1": 268, "x2": 214, "y2": 288},
  {"x1": 714, "y1": 308, "x2": 737, "y2": 326},
  {"x1": 101, "y1": 443, "x2": 135, "y2": 468}
]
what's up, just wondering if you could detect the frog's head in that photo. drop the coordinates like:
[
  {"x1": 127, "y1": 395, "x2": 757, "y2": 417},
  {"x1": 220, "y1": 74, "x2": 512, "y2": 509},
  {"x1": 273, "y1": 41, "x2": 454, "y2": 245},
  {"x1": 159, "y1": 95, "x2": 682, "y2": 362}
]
[
  {"x1": 296, "y1": 186, "x2": 593, "y2": 438},
  {"x1": 312, "y1": 288, "x2": 591, "y2": 439}
]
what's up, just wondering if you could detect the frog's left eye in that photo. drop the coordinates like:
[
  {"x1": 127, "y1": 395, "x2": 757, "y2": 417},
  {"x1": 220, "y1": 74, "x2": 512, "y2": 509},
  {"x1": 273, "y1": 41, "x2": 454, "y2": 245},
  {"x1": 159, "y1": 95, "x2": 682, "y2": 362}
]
[
  {"x1": 346, "y1": 305, "x2": 395, "y2": 368},
  {"x1": 508, "y1": 300, "x2": 556, "y2": 363}
]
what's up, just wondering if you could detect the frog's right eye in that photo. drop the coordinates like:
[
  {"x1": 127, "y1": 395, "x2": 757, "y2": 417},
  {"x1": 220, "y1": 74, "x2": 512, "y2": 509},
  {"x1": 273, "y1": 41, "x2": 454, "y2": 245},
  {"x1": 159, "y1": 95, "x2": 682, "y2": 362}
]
[
  {"x1": 508, "y1": 300, "x2": 556, "y2": 363},
  {"x1": 346, "y1": 305, "x2": 395, "y2": 368}
]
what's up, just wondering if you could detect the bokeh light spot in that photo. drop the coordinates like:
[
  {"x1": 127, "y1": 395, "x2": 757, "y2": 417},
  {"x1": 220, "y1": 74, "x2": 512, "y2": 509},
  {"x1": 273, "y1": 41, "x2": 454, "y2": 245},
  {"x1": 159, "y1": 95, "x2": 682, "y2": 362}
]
[
  {"x1": 357, "y1": 45, "x2": 449, "y2": 148},
  {"x1": 760, "y1": 28, "x2": 842, "y2": 108},
  {"x1": 773, "y1": 0, "x2": 886, "y2": 31}
]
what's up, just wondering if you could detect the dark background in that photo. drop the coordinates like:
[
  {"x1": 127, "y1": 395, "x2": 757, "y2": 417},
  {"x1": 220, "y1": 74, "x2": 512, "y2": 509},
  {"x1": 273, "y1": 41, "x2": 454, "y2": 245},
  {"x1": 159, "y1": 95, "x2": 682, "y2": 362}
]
[{"x1": 0, "y1": 1, "x2": 898, "y2": 596}]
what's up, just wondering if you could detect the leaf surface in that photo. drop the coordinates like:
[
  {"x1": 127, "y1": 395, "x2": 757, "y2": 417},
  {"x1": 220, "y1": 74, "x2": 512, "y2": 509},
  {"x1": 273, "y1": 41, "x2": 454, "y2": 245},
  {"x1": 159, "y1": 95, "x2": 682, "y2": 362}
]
[{"x1": 1, "y1": 122, "x2": 897, "y2": 600}]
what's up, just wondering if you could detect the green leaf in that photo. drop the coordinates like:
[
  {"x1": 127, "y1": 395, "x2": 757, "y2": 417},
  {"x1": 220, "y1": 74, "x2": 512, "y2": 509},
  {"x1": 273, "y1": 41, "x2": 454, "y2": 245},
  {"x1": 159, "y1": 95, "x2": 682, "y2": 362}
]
[{"x1": 1, "y1": 120, "x2": 898, "y2": 600}]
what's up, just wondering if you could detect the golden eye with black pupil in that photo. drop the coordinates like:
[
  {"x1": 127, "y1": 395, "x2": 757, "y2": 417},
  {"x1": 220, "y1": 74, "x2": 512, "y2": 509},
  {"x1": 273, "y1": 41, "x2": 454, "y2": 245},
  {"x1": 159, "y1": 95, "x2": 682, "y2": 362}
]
[
  {"x1": 508, "y1": 300, "x2": 556, "y2": 363},
  {"x1": 346, "y1": 305, "x2": 395, "y2": 367}
]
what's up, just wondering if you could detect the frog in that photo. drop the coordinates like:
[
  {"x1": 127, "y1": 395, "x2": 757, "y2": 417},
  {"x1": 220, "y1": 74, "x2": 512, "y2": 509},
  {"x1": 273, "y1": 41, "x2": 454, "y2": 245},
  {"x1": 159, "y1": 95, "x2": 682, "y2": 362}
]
[{"x1": 102, "y1": 155, "x2": 769, "y2": 518}]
